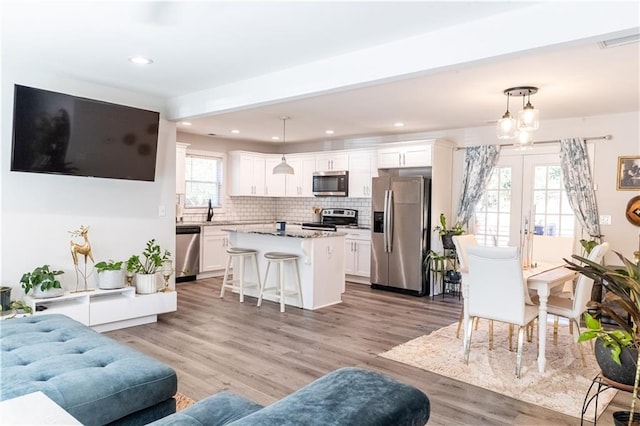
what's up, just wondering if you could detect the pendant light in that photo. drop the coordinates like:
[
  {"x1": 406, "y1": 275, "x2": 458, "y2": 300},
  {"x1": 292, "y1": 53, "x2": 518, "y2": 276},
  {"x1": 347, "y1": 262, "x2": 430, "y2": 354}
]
[
  {"x1": 496, "y1": 91, "x2": 517, "y2": 140},
  {"x1": 273, "y1": 116, "x2": 294, "y2": 175},
  {"x1": 517, "y1": 88, "x2": 540, "y2": 131},
  {"x1": 496, "y1": 86, "x2": 540, "y2": 140}
]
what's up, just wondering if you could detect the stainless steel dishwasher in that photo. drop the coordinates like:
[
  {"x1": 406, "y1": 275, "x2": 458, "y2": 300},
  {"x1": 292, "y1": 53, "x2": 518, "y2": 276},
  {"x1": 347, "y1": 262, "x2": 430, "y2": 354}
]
[{"x1": 176, "y1": 225, "x2": 200, "y2": 283}]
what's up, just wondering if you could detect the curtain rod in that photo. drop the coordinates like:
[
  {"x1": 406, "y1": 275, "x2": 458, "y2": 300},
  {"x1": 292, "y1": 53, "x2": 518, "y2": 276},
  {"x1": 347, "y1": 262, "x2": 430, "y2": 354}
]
[{"x1": 455, "y1": 134, "x2": 612, "y2": 150}]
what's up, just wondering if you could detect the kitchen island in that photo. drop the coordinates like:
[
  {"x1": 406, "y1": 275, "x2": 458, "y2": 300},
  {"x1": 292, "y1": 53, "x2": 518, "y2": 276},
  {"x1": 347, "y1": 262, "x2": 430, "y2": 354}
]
[{"x1": 225, "y1": 228, "x2": 345, "y2": 310}]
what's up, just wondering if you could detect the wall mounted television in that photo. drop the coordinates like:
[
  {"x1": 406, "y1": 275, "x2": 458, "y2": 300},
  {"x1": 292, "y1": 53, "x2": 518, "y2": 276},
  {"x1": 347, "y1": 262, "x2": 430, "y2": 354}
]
[{"x1": 11, "y1": 84, "x2": 160, "y2": 181}]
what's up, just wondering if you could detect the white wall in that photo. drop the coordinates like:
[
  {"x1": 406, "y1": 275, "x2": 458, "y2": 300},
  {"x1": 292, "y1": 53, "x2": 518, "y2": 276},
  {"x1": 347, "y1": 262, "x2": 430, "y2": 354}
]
[{"x1": 1, "y1": 70, "x2": 176, "y2": 298}]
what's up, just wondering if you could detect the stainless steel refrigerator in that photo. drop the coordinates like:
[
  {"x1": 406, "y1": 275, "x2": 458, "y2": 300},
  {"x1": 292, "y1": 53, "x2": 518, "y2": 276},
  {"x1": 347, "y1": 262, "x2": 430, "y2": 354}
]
[{"x1": 370, "y1": 176, "x2": 431, "y2": 296}]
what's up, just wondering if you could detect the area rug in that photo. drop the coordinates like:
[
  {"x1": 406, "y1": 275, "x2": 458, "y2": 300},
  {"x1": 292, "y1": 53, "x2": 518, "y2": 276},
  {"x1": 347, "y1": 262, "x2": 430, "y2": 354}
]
[
  {"x1": 174, "y1": 392, "x2": 196, "y2": 411},
  {"x1": 379, "y1": 321, "x2": 616, "y2": 422}
]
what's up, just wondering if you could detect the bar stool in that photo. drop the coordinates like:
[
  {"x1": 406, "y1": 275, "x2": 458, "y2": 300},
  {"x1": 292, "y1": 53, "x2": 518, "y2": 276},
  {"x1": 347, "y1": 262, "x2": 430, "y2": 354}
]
[
  {"x1": 257, "y1": 252, "x2": 303, "y2": 312},
  {"x1": 220, "y1": 248, "x2": 260, "y2": 303}
]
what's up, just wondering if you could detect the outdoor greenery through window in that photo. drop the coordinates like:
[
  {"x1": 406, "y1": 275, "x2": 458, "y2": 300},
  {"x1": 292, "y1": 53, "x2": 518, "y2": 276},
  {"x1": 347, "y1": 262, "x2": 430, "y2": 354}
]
[
  {"x1": 532, "y1": 165, "x2": 574, "y2": 237},
  {"x1": 474, "y1": 166, "x2": 512, "y2": 247},
  {"x1": 185, "y1": 154, "x2": 223, "y2": 208}
]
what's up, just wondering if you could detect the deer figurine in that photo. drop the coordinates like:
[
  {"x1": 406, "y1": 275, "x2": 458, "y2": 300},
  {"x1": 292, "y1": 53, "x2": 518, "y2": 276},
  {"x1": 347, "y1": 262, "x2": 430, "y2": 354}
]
[{"x1": 69, "y1": 225, "x2": 94, "y2": 291}]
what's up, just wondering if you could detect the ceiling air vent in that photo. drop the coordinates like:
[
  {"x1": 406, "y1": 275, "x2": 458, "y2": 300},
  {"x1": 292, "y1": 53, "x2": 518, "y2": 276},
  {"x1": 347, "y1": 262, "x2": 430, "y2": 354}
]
[{"x1": 598, "y1": 33, "x2": 640, "y2": 49}]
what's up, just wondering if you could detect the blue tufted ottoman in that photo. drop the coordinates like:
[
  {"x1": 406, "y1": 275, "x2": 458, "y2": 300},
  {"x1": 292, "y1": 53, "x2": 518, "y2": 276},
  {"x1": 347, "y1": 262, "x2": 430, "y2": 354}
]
[{"x1": 0, "y1": 314, "x2": 177, "y2": 425}]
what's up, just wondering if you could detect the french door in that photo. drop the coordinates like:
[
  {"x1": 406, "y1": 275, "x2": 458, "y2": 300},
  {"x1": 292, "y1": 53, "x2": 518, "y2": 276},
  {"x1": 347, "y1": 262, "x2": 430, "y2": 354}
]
[{"x1": 473, "y1": 145, "x2": 587, "y2": 249}]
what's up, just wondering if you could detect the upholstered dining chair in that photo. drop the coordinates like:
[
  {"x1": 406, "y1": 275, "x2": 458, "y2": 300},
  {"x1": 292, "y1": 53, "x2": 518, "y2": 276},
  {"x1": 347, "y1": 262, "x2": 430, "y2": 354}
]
[
  {"x1": 464, "y1": 245, "x2": 539, "y2": 378},
  {"x1": 546, "y1": 242, "x2": 610, "y2": 349},
  {"x1": 452, "y1": 234, "x2": 478, "y2": 339}
]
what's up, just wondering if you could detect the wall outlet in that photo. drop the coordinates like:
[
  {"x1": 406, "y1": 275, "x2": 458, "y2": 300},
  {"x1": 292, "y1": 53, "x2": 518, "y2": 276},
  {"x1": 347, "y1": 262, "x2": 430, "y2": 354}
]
[
  {"x1": 158, "y1": 205, "x2": 166, "y2": 217},
  {"x1": 599, "y1": 215, "x2": 611, "y2": 225}
]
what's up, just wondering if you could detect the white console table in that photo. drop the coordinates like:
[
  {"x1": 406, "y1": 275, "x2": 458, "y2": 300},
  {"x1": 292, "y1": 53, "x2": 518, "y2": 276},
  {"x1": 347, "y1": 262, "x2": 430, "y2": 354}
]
[{"x1": 24, "y1": 287, "x2": 177, "y2": 332}]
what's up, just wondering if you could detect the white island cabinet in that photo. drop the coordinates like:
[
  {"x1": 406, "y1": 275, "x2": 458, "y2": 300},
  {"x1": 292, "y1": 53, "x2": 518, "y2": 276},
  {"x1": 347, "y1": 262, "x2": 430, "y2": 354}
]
[{"x1": 226, "y1": 228, "x2": 345, "y2": 310}]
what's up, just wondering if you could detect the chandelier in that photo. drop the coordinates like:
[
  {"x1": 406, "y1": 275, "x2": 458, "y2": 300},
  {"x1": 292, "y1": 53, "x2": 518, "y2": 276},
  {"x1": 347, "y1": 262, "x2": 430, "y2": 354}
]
[{"x1": 496, "y1": 86, "x2": 539, "y2": 147}]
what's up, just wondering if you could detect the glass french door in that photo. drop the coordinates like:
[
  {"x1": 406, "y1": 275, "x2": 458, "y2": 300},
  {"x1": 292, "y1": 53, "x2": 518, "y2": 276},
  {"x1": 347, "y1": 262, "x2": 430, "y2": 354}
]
[{"x1": 473, "y1": 146, "x2": 584, "y2": 249}]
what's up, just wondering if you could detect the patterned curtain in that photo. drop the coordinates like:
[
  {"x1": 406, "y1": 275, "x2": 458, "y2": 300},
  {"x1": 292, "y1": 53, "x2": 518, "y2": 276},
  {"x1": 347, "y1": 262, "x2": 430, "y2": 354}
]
[
  {"x1": 559, "y1": 138, "x2": 601, "y2": 238},
  {"x1": 455, "y1": 145, "x2": 500, "y2": 226}
]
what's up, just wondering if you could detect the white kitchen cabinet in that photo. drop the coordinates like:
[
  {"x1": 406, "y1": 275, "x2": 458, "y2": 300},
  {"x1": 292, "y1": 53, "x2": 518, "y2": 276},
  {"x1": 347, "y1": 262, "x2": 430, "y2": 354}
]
[
  {"x1": 377, "y1": 141, "x2": 433, "y2": 168},
  {"x1": 201, "y1": 226, "x2": 230, "y2": 272},
  {"x1": 264, "y1": 155, "x2": 287, "y2": 196},
  {"x1": 344, "y1": 229, "x2": 371, "y2": 282},
  {"x1": 285, "y1": 154, "x2": 316, "y2": 197},
  {"x1": 175, "y1": 143, "x2": 189, "y2": 194},
  {"x1": 316, "y1": 152, "x2": 348, "y2": 172},
  {"x1": 348, "y1": 150, "x2": 378, "y2": 197},
  {"x1": 229, "y1": 152, "x2": 266, "y2": 196}
]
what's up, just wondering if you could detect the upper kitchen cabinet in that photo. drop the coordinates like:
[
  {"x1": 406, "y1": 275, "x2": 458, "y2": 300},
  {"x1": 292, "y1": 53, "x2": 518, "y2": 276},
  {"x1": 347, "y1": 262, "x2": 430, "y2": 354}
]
[
  {"x1": 348, "y1": 150, "x2": 378, "y2": 197},
  {"x1": 229, "y1": 151, "x2": 266, "y2": 196},
  {"x1": 315, "y1": 152, "x2": 348, "y2": 172},
  {"x1": 285, "y1": 154, "x2": 316, "y2": 197},
  {"x1": 176, "y1": 143, "x2": 189, "y2": 194},
  {"x1": 377, "y1": 140, "x2": 433, "y2": 169},
  {"x1": 264, "y1": 155, "x2": 287, "y2": 197}
]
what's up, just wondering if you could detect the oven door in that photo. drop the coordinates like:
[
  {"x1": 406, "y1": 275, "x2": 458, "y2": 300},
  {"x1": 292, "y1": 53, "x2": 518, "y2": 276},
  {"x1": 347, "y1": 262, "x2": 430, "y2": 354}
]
[{"x1": 312, "y1": 171, "x2": 348, "y2": 196}]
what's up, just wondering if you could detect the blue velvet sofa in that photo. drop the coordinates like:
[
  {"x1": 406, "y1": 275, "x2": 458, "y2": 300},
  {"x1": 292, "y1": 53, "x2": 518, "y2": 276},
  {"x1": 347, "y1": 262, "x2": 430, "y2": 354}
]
[
  {"x1": 150, "y1": 367, "x2": 430, "y2": 426},
  {"x1": 0, "y1": 314, "x2": 177, "y2": 425}
]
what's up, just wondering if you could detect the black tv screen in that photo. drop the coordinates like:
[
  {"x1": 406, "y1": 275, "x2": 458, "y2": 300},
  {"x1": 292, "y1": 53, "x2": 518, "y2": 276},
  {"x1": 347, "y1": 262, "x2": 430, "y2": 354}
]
[{"x1": 11, "y1": 85, "x2": 160, "y2": 181}]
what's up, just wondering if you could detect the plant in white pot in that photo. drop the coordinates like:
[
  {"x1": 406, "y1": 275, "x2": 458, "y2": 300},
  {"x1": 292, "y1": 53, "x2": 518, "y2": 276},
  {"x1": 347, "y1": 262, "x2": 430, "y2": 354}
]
[
  {"x1": 20, "y1": 264, "x2": 64, "y2": 299},
  {"x1": 95, "y1": 260, "x2": 125, "y2": 289},
  {"x1": 126, "y1": 240, "x2": 171, "y2": 294}
]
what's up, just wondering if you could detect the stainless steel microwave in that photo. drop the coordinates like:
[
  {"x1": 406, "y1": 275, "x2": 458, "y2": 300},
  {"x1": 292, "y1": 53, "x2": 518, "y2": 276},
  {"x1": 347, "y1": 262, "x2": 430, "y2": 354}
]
[{"x1": 312, "y1": 170, "x2": 349, "y2": 197}]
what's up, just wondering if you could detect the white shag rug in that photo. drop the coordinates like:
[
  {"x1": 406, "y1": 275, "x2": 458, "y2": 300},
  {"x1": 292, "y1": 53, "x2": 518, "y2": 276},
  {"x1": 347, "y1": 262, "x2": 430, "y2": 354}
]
[{"x1": 379, "y1": 321, "x2": 616, "y2": 422}]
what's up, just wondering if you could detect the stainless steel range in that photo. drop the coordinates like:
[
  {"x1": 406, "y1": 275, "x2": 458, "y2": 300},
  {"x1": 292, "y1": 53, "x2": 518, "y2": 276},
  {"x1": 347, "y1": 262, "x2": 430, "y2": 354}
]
[{"x1": 302, "y1": 208, "x2": 358, "y2": 231}]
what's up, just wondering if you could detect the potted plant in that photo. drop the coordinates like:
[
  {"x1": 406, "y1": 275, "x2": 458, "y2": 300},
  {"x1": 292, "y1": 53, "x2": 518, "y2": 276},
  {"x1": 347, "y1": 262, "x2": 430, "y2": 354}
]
[
  {"x1": 127, "y1": 239, "x2": 171, "y2": 294},
  {"x1": 20, "y1": 264, "x2": 64, "y2": 298},
  {"x1": 566, "y1": 251, "x2": 640, "y2": 424},
  {"x1": 433, "y1": 213, "x2": 464, "y2": 250},
  {"x1": 95, "y1": 260, "x2": 125, "y2": 290}
]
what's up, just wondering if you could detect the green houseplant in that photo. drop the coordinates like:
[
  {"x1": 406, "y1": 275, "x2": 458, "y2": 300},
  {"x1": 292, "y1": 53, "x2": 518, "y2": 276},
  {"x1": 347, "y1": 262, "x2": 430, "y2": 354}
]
[
  {"x1": 20, "y1": 264, "x2": 64, "y2": 298},
  {"x1": 127, "y1": 240, "x2": 171, "y2": 294},
  {"x1": 95, "y1": 260, "x2": 125, "y2": 290},
  {"x1": 566, "y1": 251, "x2": 640, "y2": 423},
  {"x1": 433, "y1": 213, "x2": 464, "y2": 250}
]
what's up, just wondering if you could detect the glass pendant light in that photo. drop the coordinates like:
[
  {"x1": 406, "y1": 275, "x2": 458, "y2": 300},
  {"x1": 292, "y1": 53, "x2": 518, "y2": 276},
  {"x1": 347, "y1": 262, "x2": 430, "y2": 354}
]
[
  {"x1": 497, "y1": 92, "x2": 517, "y2": 140},
  {"x1": 515, "y1": 128, "x2": 534, "y2": 150},
  {"x1": 273, "y1": 116, "x2": 294, "y2": 175},
  {"x1": 517, "y1": 89, "x2": 540, "y2": 131}
]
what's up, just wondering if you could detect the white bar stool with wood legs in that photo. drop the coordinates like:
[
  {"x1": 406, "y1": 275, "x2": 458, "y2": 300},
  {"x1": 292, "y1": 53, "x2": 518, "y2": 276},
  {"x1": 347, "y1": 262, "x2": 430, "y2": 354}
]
[
  {"x1": 219, "y1": 247, "x2": 260, "y2": 303},
  {"x1": 257, "y1": 252, "x2": 303, "y2": 312}
]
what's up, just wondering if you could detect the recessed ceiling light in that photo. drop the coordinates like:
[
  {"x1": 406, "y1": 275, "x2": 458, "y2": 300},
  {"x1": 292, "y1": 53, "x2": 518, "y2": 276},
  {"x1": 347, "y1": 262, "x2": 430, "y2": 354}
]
[
  {"x1": 272, "y1": 136, "x2": 280, "y2": 140},
  {"x1": 325, "y1": 130, "x2": 335, "y2": 135},
  {"x1": 394, "y1": 122, "x2": 405, "y2": 127},
  {"x1": 231, "y1": 129, "x2": 240, "y2": 134},
  {"x1": 180, "y1": 121, "x2": 192, "y2": 126},
  {"x1": 128, "y1": 56, "x2": 153, "y2": 65}
]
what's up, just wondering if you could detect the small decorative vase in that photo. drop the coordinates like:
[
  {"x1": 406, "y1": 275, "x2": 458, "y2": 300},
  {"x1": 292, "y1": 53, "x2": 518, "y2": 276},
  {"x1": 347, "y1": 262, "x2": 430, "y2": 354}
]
[
  {"x1": 135, "y1": 273, "x2": 158, "y2": 294},
  {"x1": 98, "y1": 270, "x2": 125, "y2": 290},
  {"x1": 0, "y1": 286, "x2": 11, "y2": 311}
]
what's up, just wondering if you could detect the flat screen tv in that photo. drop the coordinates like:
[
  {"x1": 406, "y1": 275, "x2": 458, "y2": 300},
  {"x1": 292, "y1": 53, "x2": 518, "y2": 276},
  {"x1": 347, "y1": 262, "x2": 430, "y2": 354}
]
[{"x1": 11, "y1": 85, "x2": 160, "y2": 181}]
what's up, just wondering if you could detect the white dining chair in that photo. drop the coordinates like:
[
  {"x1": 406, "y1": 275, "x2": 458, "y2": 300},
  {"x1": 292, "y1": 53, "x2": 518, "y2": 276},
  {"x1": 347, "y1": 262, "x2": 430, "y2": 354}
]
[
  {"x1": 452, "y1": 234, "x2": 478, "y2": 339},
  {"x1": 546, "y1": 242, "x2": 609, "y2": 348},
  {"x1": 465, "y1": 245, "x2": 539, "y2": 378}
]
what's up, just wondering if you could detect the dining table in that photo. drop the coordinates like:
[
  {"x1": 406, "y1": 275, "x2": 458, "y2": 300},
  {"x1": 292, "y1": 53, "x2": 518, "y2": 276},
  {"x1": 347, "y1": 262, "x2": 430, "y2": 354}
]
[{"x1": 461, "y1": 261, "x2": 577, "y2": 374}]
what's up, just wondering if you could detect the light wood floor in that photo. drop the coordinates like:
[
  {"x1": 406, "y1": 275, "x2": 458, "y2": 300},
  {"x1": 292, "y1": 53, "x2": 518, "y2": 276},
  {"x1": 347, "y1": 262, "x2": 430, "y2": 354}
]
[{"x1": 107, "y1": 279, "x2": 626, "y2": 425}]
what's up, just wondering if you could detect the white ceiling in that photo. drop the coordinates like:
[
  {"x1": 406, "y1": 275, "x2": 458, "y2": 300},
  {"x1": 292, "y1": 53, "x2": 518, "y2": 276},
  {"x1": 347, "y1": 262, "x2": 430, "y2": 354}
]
[{"x1": 3, "y1": 1, "x2": 639, "y2": 145}]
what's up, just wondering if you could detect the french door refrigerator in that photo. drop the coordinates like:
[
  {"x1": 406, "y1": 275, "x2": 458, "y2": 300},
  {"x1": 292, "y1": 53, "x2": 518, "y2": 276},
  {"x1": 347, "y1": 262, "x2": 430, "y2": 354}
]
[{"x1": 370, "y1": 176, "x2": 431, "y2": 296}]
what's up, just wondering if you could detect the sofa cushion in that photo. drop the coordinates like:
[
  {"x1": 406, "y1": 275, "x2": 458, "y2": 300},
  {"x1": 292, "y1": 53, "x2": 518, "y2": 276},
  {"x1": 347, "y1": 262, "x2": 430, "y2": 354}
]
[
  {"x1": 1, "y1": 314, "x2": 177, "y2": 425},
  {"x1": 230, "y1": 367, "x2": 430, "y2": 426},
  {"x1": 150, "y1": 391, "x2": 263, "y2": 426}
]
